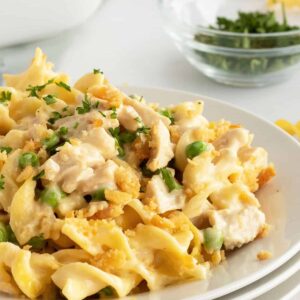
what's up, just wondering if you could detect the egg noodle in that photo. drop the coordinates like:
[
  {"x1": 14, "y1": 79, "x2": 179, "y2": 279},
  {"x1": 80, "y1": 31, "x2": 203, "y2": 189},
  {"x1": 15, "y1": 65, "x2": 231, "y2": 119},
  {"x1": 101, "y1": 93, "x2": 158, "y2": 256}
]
[{"x1": 0, "y1": 49, "x2": 275, "y2": 300}]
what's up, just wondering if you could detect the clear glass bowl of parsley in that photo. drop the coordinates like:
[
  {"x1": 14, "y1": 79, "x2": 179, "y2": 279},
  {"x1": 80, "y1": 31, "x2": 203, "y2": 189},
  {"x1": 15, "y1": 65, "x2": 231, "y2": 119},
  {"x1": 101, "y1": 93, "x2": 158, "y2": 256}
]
[{"x1": 159, "y1": 0, "x2": 300, "y2": 87}]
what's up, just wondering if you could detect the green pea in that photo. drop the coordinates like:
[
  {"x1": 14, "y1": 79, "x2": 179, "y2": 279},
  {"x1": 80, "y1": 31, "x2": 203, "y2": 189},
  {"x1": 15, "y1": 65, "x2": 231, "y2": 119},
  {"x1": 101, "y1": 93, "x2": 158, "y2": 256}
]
[
  {"x1": 43, "y1": 134, "x2": 60, "y2": 150},
  {"x1": 203, "y1": 227, "x2": 223, "y2": 251},
  {"x1": 19, "y1": 152, "x2": 39, "y2": 169},
  {"x1": 185, "y1": 141, "x2": 207, "y2": 159},
  {"x1": 40, "y1": 186, "x2": 64, "y2": 208},
  {"x1": 57, "y1": 126, "x2": 68, "y2": 136},
  {"x1": 0, "y1": 146, "x2": 12, "y2": 154},
  {"x1": 0, "y1": 222, "x2": 8, "y2": 242},
  {"x1": 92, "y1": 188, "x2": 106, "y2": 201}
]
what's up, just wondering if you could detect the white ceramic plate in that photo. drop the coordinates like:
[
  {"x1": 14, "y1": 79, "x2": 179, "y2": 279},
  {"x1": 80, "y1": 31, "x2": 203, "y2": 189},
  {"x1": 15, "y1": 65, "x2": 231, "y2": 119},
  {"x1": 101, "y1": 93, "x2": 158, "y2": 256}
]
[
  {"x1": 119, "y1": 86, "x2": 300, "y2": 300},
  {"x1": 217, "y1": 250, "x2": 300, "y2": 300}
]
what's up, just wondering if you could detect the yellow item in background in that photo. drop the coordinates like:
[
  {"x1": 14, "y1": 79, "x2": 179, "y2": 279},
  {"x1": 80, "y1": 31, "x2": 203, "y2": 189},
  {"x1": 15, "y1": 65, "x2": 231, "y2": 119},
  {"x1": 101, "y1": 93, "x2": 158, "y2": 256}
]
[
  {"x1": 268, "y1": 0, "x2": 300, "y2": 8},
  {"x1": 275, "y1": 119, "x2": 300, "y2": 138}
]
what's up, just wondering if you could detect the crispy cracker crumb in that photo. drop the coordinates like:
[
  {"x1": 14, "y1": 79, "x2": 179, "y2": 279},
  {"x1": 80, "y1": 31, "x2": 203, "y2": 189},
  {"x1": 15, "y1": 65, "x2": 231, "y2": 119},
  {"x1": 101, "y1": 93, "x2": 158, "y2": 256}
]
[
  {"x1": 258, "y1": 164, "x2": 276, "y2": 187},
  {"x1": 257, "y1": 250, "x2": 272, "y2": 261},
  {"x1": 115, "y1": 166, "x2": 140, "y2": 198},
  {"x1": 257, "y1": 223, "x2": 271, "y2": 239},
  {"x1": 105, "y1": 190, "x2": 132, "y2": 205},
  {"x1": 211, "y1": 250, "x2": 222, "y2": 266}
]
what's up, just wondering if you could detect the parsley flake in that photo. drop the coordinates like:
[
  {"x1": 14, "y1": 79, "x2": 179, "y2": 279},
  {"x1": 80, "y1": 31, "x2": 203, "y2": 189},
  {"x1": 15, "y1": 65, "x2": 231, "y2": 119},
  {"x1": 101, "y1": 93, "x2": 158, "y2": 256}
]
[
  {"x1": 110, "y1": 107, "x2": 117, "y2": 119},
  {"x1": 26, "y1": 79, "x2": 54, "y2": 98},
  {"x1": 48, "y1": 111, "x2": 62, "y2": 125},
  {"x1": 100, "y1": 111, "x2": 106, "y2": 117},
  {"x1": 0, "y1": 175, "x2": 5, "y2": 190},
  {"x1": 76, "y1": 94, "x2": 92, "y2": 114},
  {"x1": 93, "y1": 101, "x2": 100, "y2": 109},
  {"x1": 93, "y1": 68, "x2": 103, "y2": 75},
  {"x1": 160, "y1": 109, "x2": 175, "y2": 124},
  {"x1": 55, "y1": 81, "x2": 71, "y2": 92},
  {"x1": 0, "y1": 91, "x2": 12, "y2": 104},
  {"x1": 136, "y1": 126, "x2": 150, "y2": 135},
  {"x1": 43, "y1": 94, "x2": 56, "y2": 105}
]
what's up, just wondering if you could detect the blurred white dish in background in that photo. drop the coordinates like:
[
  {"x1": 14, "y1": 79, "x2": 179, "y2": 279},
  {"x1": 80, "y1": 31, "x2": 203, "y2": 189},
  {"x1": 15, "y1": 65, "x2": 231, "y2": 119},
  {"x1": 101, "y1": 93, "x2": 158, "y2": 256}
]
[{"x1": 0, "y1": 0, "x2": 102, "y2": 48}]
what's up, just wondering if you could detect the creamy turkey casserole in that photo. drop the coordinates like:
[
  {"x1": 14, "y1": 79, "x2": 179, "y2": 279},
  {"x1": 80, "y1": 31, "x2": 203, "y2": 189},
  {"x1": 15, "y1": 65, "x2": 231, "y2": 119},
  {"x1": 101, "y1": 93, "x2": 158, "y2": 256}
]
[{"x1": 0, "y1": 49, "x2": 275, "y2": 300}]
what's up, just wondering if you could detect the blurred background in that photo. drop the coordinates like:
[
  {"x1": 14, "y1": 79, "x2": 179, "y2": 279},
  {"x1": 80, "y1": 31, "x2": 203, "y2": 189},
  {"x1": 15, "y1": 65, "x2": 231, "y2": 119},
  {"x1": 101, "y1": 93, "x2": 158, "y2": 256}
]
[{"x1": 0, "y1": 0, "x2": 299, "y2": 122}]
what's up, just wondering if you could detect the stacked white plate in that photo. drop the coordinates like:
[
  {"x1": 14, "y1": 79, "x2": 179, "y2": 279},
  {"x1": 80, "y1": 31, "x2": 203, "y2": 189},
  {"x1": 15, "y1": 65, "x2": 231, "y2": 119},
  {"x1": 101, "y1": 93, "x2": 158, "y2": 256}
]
[{"x1": 120, "y1": 86, "x2": 300, "y2": 300}]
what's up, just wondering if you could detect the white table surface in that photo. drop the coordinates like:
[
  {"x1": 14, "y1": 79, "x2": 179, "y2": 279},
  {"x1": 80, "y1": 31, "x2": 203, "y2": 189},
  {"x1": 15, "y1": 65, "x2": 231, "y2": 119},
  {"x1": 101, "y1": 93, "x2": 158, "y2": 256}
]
[{"x1": 1, "y1": 0, "x2": 299, "y2": 299}]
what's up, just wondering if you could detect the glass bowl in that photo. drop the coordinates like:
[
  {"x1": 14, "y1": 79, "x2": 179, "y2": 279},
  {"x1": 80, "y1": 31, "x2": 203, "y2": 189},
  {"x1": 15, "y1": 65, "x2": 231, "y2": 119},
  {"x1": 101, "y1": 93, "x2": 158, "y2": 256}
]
[{"x1": 159, "y1": 0, "x2": 300, "y2": 87}]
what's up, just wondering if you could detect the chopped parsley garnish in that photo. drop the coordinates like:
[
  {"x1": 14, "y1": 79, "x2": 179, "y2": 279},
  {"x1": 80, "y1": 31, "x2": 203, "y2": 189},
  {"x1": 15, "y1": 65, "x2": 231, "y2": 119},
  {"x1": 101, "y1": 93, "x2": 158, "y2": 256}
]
[
  {"x1": 99, "y1": 111, "x2": 106, "y2": 117},
  {"x1": 140, "y1": 161, "x2": 159, "y2": 178},
  {"x1": 43, "y1": 94, "x2": 56, "y2": 105},
  {"x1": 108, "y1": 127, "x2": 125, "y2": 157},
  {"x1": 6, "y1": 225, "x2": 18, "y2": 244},
  {"x1": 19, "y1": 152, "x2": 39, "y2": 169},
  {"x1": 0, "y1": 146, "x2": 12, "y2": 154},
  {"x1": 93, "y1": 68, "x2": 103, "y2": 74},
  {"x1": 55, "y1": 81, "x2": 71, "y2": 92},
  {"x1": 0, "y1": 221, "x2": 8, "y2": 242},
  {"x1": 115, "y1": 138, "x2": 125, "y2": 157},
  {"x1": 119, "y1": 131, "x2": 136, "y2": 144},
  {"x1": 33, "y1": 170, "x2": 45, "y2": 181},
  {"x1": 94, "y1": 101, "x2": 100, "y2": 109},
  {"x1": 160, "y1": 168, "x2": 182, "y2": 192},
  {"x1": 160, "y1": 109, "x2": 175, "y2": 124},
  {"x1": 0, "y1": 175, "x2": 5, "y2": 190},
  {"x1": 0, "y1": 90, "x2": 12, "y2": 104},
  {"x1": 136, "y1": 126, "x2": 150, "y2": 135},
  {"x1": 135, "y1": 117, "x2": 142, "y2": 124},
  {"x1": 129, "y1": 94, "x2": 144, "y2": 102},
  {"x1": 109, "y1": 127, "x2": 120, "y2": 138},
  {"x1": 73, "y1": 122, "x2": 79, "y2": 129},
  {"x1": 110, "y1": 107, "x2": 117, "y2": 119},
  {"x1": 0, "y1": 223, "x2": 18, "y2": 244},
  {"x1": 28, "y1": 234, "x2": 46, "y2": 250},
  {"x1": 194, "y1": 7, "x2": 300, "y2": 75},
  {"x1": 26, "y1": 79, "x2": 54, "y2": 98},
  {"x1": 76, "y1": 94, "x2": 92, "y2": 114},
  {"x1": 62, "y1": 106, "x2": 69, "y2": 112},
  {"x1": 108, "y1": 124, "x2": 149, "y2": 157},
  {"x1": 48, "y1": 111, "x2": 62, "y2": 125}
]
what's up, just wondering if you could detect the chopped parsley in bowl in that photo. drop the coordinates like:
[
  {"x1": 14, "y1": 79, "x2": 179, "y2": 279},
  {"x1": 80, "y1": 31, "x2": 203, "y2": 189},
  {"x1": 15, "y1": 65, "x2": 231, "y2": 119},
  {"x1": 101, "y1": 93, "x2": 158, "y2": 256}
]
[{"x1": 159, "y1": 0, "x2": 300, "y2": 86}]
